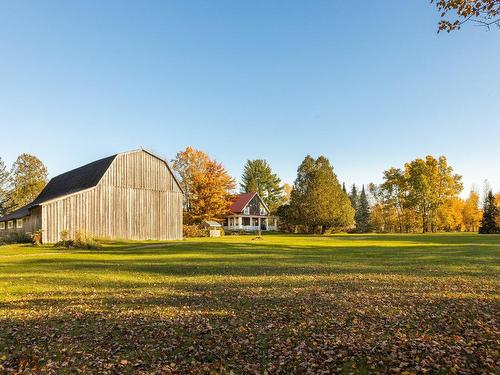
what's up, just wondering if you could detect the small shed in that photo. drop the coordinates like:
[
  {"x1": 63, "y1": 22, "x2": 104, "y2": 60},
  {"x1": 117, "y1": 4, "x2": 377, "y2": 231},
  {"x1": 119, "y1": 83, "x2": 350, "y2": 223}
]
[{"x1": 201, "y1": 221, "x2": 222, "y2": 237}]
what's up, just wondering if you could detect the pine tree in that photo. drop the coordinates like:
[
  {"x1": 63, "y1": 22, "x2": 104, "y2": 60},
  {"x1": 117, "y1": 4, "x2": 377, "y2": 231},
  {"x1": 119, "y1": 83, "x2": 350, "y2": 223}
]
[
  {"x1": 288, "y1": 155, "x2": 354, "y2": 233},
  {"x1": 478, "y1": 190, "x2": 500, "y2": 234},
  {"x1": 342, "y1": 182, "x2": 347, "y2": 194},
  {"x1": 349, "y1": 184, "x2": 358, "y2": 212},
  {"x1": 355, "y1": 185, "x2": 371, "y2": 233},
  {"x1": 240, "y1": 159, "x2": 284, "y2": 212}
]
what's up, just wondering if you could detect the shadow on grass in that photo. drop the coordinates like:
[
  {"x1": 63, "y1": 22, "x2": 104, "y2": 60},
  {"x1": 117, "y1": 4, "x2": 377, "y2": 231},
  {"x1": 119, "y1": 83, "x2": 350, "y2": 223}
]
[{"x1": 4, "y1": 238, "x2": 499, "y2": 279}]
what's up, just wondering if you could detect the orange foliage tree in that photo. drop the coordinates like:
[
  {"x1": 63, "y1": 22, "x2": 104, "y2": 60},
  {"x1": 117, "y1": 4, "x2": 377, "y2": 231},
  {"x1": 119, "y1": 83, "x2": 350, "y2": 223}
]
[{"x1": 172, "y1": 147, "x2": 235, "y2": 224}]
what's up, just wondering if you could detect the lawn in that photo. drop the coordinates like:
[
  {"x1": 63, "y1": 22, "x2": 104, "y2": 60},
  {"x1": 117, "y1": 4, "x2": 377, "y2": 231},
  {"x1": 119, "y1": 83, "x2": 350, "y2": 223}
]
[{"x1": 0, "y1": 233, "x2": 499, "y2": 374}]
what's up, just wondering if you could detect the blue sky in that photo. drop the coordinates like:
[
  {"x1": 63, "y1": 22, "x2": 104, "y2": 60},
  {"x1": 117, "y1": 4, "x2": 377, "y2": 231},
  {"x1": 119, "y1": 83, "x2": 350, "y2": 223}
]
[{"x1": 1, "y1": 1, "x2": 499, "y2": 195}]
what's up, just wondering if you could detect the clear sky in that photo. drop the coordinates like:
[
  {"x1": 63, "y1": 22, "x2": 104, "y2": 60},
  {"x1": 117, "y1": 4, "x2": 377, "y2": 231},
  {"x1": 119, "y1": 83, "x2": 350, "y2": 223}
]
[{"x1": 1, "y1": 1, "x2": 499, "y2": 195}]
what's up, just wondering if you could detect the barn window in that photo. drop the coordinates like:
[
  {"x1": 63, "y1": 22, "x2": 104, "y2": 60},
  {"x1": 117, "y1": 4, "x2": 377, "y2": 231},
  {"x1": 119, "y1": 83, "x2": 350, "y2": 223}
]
[
  {"x1": 7, "y1": 221, "x2": 13, "y2": 229},
  {"x1": 0, "y1": 222, "x2": 4, "y2": 230},
  {"x1": 16, "y1": 219, "x2": 23, "y2": 229}
]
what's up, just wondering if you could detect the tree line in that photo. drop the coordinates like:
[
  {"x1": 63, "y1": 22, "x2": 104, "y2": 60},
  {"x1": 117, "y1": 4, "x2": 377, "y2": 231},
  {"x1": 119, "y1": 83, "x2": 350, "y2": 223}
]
[{"x1": 1, "y1": 149, "x2": 499, "y2": 234}]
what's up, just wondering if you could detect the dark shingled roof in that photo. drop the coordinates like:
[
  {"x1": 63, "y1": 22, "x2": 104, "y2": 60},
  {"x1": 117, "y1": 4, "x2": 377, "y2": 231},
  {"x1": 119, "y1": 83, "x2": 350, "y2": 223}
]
[
  {"x1": 0, "y1": 204, "x2": 31, "y2": 221},
  {"x1": 0, "y1": 154, "x2": 116, "y2": 222},
  {"x1": 31, "y1": 155, "x2": 117, "y2": 206}
]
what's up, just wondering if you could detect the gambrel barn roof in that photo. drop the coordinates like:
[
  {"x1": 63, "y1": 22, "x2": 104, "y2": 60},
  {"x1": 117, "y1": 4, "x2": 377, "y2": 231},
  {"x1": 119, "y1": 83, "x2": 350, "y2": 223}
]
[
  {"x1": 31, "y1": 155, "x2": 117, "y2": 206},
  {"x1": 0, "y1": 149, "x2": 182, "y2": 222}
]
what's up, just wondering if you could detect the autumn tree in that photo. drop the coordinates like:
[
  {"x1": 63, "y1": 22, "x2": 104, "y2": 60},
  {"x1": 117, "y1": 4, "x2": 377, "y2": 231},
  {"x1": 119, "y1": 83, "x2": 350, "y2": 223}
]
[
  {"x1": 432, "y1": 0, "x2": 500, "y2": 32},
  {"x1": 462, "y1": 190, "x2": 482, "y2": 232},
  {"x1": 282, "y1": 183, "x2": 293, "y2": 203},
  {"x1": 376, "y1": 156, "x2": 462, "y2": 233},
  {"x1": 9, "y1": 153, "x2": 48, "y2": 210},
  {"x1": 380, "y1": 168, "x2": 408, "y2": 232},
  {"x1": 404, "y1": 156, "x2": 462, "y2": 232},
  {"x1": 240, "y1": 159, "x2": 284, "y2": 212},
  {"x1": 172, "y1": 147, "x2": 235, "y2": 224},
  {"x1": 0, "y1": 157, "x2": 10, "y2": 216},
  {"x1": 478, "y1": 190, "x2": 500, "y2": 234},
  {"x1": 496, "y1": 193, "x2": 500, "y2": 228},
  {"x1": 288, "y1": 155, "x2": 354, "y2": 233},
  {"x1": 436, "y1": 197, "x2": 464, "y2": 231}
]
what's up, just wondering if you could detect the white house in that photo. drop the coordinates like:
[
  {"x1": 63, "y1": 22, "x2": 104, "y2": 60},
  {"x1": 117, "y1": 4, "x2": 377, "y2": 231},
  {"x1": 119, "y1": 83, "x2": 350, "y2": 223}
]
[{"x1": 223, "y1": 192, "x2": 278, "y2": 231}]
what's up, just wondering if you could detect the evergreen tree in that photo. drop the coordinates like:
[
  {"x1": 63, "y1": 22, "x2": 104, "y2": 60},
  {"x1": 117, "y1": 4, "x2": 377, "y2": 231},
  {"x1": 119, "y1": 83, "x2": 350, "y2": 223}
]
[
  {"x1": 342, "y1": 182, "x2": 347, "y2": 194},
  {"x1": 240, "y1": 159, "x2": 284, "y2": 212},
  {"x1": 478, "y1": 190, "x2": 500, "y2": 234},
  {"x1": 288, "y1": 155, "x2": 354, "y2": 233},
  {"x1": 349, "y1": 184, "x2": 358, "y2": 212},
  {"x1": 355, "y1": 185, "x2": 371, "y2": 233},
  {"x1": 9, "y1": 153, "x2": 48, "y2": 210}
]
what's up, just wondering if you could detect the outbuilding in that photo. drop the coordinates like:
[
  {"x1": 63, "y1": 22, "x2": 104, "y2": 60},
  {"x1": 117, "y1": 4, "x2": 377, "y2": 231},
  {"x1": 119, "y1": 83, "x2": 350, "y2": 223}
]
[{"x1": 0, "y1": 149, "x2": 183, "y2": 243}]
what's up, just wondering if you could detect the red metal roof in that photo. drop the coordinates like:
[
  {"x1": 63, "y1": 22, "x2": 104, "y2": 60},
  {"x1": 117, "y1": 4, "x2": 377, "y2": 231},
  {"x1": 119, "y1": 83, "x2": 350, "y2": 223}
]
[{"x1": 229, "y1": 192, "x2": 257, "y2": 213}]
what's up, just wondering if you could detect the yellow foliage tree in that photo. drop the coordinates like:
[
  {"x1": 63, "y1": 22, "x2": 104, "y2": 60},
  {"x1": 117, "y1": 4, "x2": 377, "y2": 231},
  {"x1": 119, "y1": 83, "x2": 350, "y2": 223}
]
[
  {"x1": 462, "y1": 190, "x2": 482, "y2": 232},
  {"x1": 436, "y1": 197, "x2": 464, "y2": 231}
]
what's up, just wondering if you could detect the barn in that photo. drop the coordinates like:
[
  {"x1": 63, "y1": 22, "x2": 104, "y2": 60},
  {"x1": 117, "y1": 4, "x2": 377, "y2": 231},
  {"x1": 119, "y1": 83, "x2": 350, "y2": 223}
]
[{"x1": 0, "y1": 149, "x2": 183, "y2": 243}]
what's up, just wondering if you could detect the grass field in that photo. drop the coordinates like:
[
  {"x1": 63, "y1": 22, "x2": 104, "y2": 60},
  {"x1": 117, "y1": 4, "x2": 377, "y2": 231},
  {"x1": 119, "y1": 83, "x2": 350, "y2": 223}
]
[{"x1": 0, "y1": 233, "x2": 499, "y2": 374}]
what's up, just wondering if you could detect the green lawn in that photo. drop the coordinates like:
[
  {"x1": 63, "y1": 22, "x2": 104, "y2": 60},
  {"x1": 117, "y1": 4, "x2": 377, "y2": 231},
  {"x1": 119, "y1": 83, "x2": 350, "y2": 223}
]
[{"x1": 0, "y1": 233, "x2": 499, "y2": 374}]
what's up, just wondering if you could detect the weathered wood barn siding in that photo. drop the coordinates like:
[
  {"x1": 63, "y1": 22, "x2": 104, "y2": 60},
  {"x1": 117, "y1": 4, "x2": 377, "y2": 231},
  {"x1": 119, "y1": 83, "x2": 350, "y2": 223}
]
[{"x1": 41, "y1": 151, "x2": 183, "y2": 243}]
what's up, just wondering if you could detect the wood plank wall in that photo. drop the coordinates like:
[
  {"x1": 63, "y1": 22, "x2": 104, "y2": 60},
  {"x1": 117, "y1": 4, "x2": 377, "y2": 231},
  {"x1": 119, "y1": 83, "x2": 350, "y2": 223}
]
[{"x1": 41, "y1": 151, "x2": 183, "y2": 243}]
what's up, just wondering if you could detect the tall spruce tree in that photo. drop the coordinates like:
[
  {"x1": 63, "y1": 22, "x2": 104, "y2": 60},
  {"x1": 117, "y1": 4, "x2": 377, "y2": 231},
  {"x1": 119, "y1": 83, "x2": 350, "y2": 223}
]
[
  {"x1": 342, "y1": 182, "x2": 347, "y2": 194},
  {"x1": 478, "y1": 190, "x2": 500, "y2": 234},
  {"x1": 355, "y1": 185, "x2": 371, "y2": 233},
  {"x1": 240, "y1": 159, "x2": 284, "y2": 212},
  {"x1": 349, "y1": 184, "x2": 358, "y2": 212},
  {"x1": 288, "y1": 155, "x2": 354, "y2": 233}
]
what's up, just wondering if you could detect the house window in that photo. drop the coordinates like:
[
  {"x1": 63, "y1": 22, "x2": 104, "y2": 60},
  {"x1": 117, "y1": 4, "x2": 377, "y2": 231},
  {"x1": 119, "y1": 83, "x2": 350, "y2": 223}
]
[
  {"x1": 0, "y1": 222, "x2": 4, "y2": 230},
  {"x1": 16, "y1": 219, "x2": 23, "y2": 229},
  {"x1": 260, "y1": 207, "x2": 266, "y2": 215},
  {"x1": 8, "y1": 221, "x2": 14, "y2": 229},
  {"x1": 243, "y1": 207, "x2": 250, "y2": 215},
  {"x1": 242, "y1": 217, "x2": 250, "y2": 226}
]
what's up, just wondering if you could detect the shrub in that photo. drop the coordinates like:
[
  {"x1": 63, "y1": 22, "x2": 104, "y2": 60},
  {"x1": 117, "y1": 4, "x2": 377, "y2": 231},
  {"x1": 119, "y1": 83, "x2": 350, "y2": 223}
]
[
  {"x1": 54, "y1": 230, "x2": 102, "y2": 249},
  {"x1": 74, "y1": 230, "x2": 102, "y2": 249},
  {"x1": 183, "y1": 224, "x2": 207, "y2": 238},
  {"x1": 0, "y1": 232, "x2": 33, "y2": 244},
  {"x1": 32, "y1": 229, "x2": 43, "y2": 246}
]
